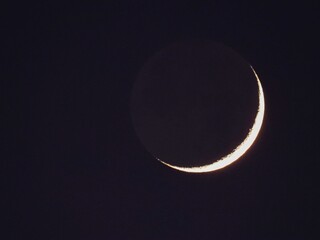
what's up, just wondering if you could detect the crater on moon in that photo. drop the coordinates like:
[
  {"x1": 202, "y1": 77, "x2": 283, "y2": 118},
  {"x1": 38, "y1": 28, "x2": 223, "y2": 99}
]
[{"x1": 131, "y1": 41, "x2": 259, "y2": 168}]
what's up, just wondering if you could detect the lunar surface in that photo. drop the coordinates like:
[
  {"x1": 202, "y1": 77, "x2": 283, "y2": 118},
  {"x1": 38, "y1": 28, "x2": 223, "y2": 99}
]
[{"x1": 131, "y1": 41, "x2": 265, "y2": 173}]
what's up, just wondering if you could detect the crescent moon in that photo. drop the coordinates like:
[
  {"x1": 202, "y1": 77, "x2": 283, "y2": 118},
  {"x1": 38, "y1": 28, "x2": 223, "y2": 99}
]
[{"x1": 156, "y1": 66, "x2": 265, "y2": 173}]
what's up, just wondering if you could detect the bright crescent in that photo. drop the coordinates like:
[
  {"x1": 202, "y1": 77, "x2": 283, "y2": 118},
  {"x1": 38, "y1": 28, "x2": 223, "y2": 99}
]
[{"x1": 157, "y1": 66, "x2": 265, "y2": 173}]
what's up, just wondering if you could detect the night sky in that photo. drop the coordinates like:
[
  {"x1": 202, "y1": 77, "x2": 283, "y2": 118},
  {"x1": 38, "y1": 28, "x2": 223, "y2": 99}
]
[{"x1": 2, "y1": 1, "x2": 318, "y2": 239}]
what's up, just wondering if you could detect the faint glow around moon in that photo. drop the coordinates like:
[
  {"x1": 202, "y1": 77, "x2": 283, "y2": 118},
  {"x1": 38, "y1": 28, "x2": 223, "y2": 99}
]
[{"x1": 157, "y1": 66, "x2": 265, "y2": 173}]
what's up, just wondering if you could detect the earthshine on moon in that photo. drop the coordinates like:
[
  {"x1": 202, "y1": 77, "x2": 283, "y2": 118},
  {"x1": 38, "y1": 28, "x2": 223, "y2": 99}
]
[{"x1": 131, "y1": 41, "x2": 265, "y2": 173}]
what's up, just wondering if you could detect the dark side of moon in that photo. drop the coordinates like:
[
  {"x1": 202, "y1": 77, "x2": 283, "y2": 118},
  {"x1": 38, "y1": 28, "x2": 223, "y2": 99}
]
[{"x1": 131, "y1": 41, "x2": 259, "y2": 168}]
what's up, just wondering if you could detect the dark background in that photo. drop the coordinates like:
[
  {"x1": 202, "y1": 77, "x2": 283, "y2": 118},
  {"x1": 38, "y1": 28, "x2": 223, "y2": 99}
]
[{"x1": 2, "y1": 1, "x2": 318, "y2": 239}]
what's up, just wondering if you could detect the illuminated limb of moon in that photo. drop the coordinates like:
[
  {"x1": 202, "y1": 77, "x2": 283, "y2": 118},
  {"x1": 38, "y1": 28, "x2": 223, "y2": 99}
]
[{"x1": 157, "y1": 66, "x2": 265, "y2": 173}]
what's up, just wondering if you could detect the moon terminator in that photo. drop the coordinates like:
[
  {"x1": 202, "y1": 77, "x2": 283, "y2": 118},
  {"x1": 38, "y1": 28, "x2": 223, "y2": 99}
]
[{"x1": 157, "y1": 67, "x2": 265, "y2": 173}]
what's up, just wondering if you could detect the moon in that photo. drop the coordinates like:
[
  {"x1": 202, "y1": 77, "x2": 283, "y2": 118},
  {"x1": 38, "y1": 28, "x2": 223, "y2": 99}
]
[{"x1": 131, "y1": 41, "x2": 265, "y2": 173}]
